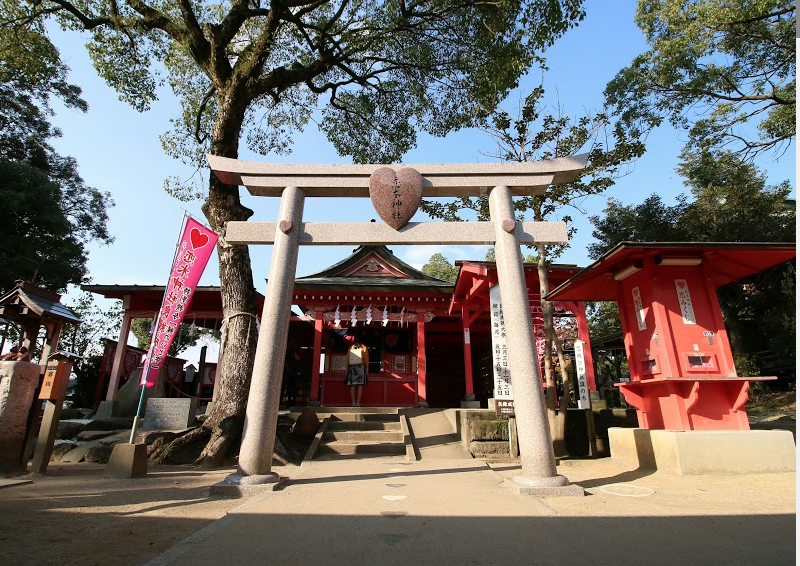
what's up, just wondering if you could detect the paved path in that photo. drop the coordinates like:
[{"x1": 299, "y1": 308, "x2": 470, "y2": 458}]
[{"x1": 145, "y1": 455, "x2": 796, "y2": 566}]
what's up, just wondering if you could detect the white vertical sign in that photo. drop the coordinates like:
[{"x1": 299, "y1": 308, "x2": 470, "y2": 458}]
[
  {"x1": 574, "y1": 340, "x2": 591, "y2": 409},
  {"x1": 632, "y1": 286, "x2": 647, "y2": 331},
  {"x1": 675, "y1": 279, "x2": 697, "y2": 324},
  {"x1": 489, "y1": 286, "x2": 512, "y2": 400}
]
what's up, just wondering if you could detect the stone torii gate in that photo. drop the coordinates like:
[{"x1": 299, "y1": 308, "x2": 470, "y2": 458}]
[{"x1": 209, "y1": 155, "x2": 588, "y2": 496}]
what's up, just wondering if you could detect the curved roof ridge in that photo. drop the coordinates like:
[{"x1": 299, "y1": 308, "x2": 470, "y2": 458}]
[{"x1": 297, "y1": 245, "x2": 451, "y2": 283}]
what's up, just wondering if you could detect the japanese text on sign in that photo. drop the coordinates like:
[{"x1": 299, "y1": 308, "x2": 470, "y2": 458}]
[
  {"x1": 390, "y1": 177, "x2": 404, "y2": 221},
  {"x1": 574, "y1": 340, "x2": 591, "y2": 409},
  {"x1": 489, "y1": 285, "x2": 512, "y2": 400},
  {"x1": 495, "y1": 399, "x2": 515, "y2": 416}
]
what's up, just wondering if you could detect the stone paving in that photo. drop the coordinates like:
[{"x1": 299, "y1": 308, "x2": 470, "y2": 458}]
[{"x1": 145, "y1": 455, "x2": 796, "y2": 566}]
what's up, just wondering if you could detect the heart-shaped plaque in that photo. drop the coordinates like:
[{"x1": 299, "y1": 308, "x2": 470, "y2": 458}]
[{"x1": 369, "y1": 167, "x2": 423, "y2": 230}]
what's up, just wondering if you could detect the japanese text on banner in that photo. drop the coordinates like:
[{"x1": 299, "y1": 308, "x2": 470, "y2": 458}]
[{"x1": 141, "y1": 217, "x2": 218, "y2": 387}]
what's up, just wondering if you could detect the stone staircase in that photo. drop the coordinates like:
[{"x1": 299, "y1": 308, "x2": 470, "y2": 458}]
[{"x1": 308, "y1": 407, "x2": 413, "y2": 459}]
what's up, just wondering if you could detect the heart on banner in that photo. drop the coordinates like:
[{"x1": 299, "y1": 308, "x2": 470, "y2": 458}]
[
  {"x1": 190, "y1": 227, "x2": 210, "y2": 249},
  {"x1": 369, "y1": 167, "x2": 423, "y2": 230},
  {"x1": 676, "y1": 280, "x2": 687, "y2": 289}
]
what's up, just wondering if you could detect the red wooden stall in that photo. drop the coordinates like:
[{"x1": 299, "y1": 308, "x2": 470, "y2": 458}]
[{"x1": 547, "y1": 242, "x2": 795, "y2": 431}]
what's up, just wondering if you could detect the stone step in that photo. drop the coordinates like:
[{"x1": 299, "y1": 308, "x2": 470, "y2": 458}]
[
  {"x1": 328, "y1": 413, "x2": 400, "y2": 423},
  {"x1": 317, "y1": 441, "x2": 406, "y2": 456},
  {"x1": 468, "y1": 440, "x2": 510, "y2": 458},
  {"x1": 316, "y1": 407, "x2": 399, "y2": 414},
  {"x1": 327, "y1": 420, "x2": 401, "y2": 431},
  {"x1": 323, "y1": 430, "x2": 404, "y2": 442}
]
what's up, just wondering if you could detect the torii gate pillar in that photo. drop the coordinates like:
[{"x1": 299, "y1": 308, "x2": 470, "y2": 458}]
[
  {"x1": 490, "y1": 186, "x2": 579, "y2": 493},
  {"x1": 237, "y1": 186, "x2": 305, "y2": 482}
]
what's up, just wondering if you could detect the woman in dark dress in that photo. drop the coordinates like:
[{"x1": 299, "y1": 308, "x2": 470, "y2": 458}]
[{"x1": 345, "y1": 339, "x2": 368, "y2": 407}]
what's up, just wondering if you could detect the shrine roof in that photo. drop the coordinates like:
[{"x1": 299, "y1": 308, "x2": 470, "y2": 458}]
[
  {"x1": 82, "y1": 284, "x2": 226, "y2": 298},
  {"x1": 546, "y1": 242, "x2": 796, "y2": 302},
  {"x1": 449, "y1": 261, "x2": 581, "y2": 314},
  {"x1": 294, "y1": 245, "x2": 454, "y2": 293},
  {"x1": 0, "y1": 281, "x2": 80, "y2": 325},
  {"x1": 81, "y1": 285, "x2": 265, "y2": 318}
]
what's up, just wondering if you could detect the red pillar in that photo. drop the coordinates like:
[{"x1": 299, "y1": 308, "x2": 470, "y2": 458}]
[
  {"x1": 309, "y1": 311, "x2": 324, "y2": 404},
  {"x1": 416, "y1": 312, "x2": 427, "y2": 406},
  {"x1": 647, "y1": 257, "x2": 683, "y2": 377},
  {"x1": 462, "y1": 312, "x2": 475, "y2": 399}
]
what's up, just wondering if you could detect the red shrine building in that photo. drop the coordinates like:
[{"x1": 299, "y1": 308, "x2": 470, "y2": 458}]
[
  {"x1": 84, "y1": 242, "x2": 794, "y2": 421},
  {"x1": 288, "y1": 245, "x2": 596, "y2": 408},
  {"x1": 84, "y1": 245, "x2": 598, "y2": 409}
]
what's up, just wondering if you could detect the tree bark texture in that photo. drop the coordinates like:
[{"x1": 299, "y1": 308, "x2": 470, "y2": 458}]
[{"x1": 536, "y1": 243, "x2": 568, "y2": 456}]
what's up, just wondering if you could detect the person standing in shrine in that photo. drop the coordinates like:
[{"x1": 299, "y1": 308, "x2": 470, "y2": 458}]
[{"x1": 346, "y1": 338, "x2": 369, "y2": 407}]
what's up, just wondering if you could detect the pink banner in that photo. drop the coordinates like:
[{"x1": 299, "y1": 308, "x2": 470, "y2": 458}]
[{"x1": 141, "y1": 216, "x2": 218, "y2": 387}]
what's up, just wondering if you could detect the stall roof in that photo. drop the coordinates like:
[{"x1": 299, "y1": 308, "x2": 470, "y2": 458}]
[
  {"x1": 449, "y1": 261, "x2": 581, "y2": 315},
  {"x1": 81, "y1": 285, "x2": 265, "y2": 323},
  {"x1": 0, "y1": 281, "x2": 80, "y2": 325},
  {"x1": 546, "y1": 242, "x2": 796, "y2": 302}
]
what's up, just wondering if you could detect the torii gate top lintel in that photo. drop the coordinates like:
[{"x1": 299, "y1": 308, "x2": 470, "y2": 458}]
[{"x1": 207, "y1": 153, "x2": 590, "y2": 198}]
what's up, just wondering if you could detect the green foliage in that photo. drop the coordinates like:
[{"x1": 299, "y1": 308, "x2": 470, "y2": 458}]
[
  {"x1": 61, "y1": 292, "x2": 123, "y2": 357},
  {"x1": 0, "y1": 159, "x2": 87, "y2": 291},
  {"x1": 7, "y1": 0, "x2": 587, "y2": 172},
  {"x1": 676, "y1": 149, "x2": 795, "y2": 242},
  {"x1": 588, "y1": 194, "x2": 690, "y2": 259},
  {"x1": 130, "y1": 317, "x2": 214, "y2": 358},
  {"x1": 733, "y1": 353, "x2": 761, "y2": 378},
  {"x1": 605, "y1": 0, "x2": 796, "y2": 159},
  {"x1": 589, "y1": 149, "x2": 795, "y2": 258},
  {"x1": 0, "y1": 11, "x2": 114, "y2": 292},
  {"x1": 0, "y1": 0, "x2": 87, "y2": 162},
  {"x1": 587, "y1": 301, "x2": 622, "y2": 339},
  {"x1": 70, "y1": 354, "x2": 102, "y2": 408},
  {"x1": 421, "y1": 253, "x2": 459, "y2": 283}
]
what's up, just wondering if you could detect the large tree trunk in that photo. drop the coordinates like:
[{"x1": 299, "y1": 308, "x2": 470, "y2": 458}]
[
  {"x1": 536, "y1": 243, "x2": 568, "y2": 457},
  {"x1": 150, "y1": 96, "x2": 260, "y2": 467}
]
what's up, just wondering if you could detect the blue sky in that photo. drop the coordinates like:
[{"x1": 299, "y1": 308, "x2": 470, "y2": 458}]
[{"x1": 44, "y1": 1, "x2": 796, "y2": 364}]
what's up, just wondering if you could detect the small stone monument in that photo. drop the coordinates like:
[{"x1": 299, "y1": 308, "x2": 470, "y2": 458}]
[
  {"x1": 0, "y1": 361, "x2": 41, "y2": 473},
  {"x1": 141, "y1": 397, "x2": 198, "y2": 430}
]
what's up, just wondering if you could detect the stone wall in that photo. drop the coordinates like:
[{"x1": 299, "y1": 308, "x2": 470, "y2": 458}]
[{"x1": 448, "y1": 407, "x2": 639, "y2": 459}]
